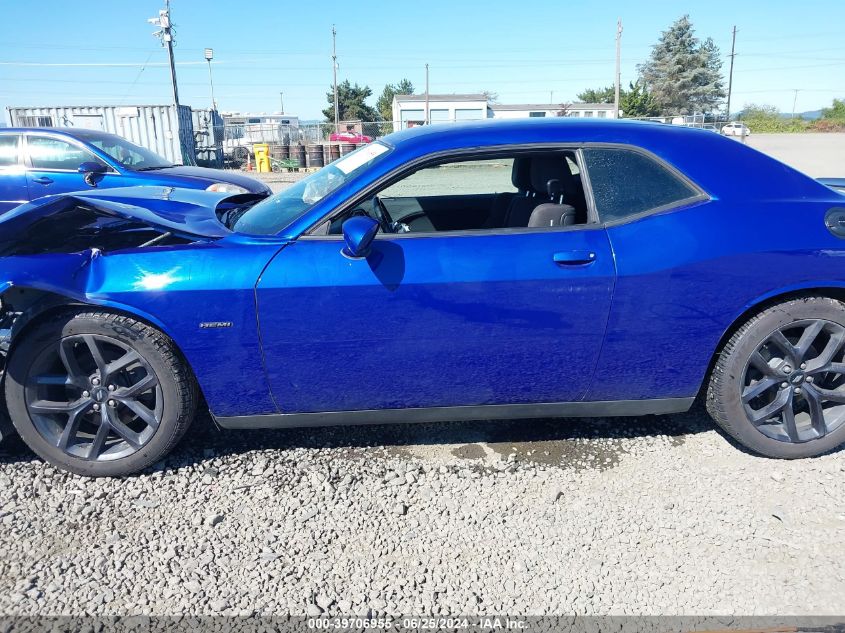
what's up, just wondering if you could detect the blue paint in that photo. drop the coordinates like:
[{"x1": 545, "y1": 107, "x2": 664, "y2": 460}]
[
  {"x1": 0, "y1": 119, "x2": 842, "y2": 420},
  {"x1": 0, "y1": 128, "x2": 270, "y2": 212}
]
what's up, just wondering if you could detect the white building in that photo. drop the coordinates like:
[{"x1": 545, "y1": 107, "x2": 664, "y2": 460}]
[
  {"x1": 392, "y1": 94, "x2": 619, "y2": 130},
  {"x1": 490, "y1": 102, "x2": 617, "y2": 119}
]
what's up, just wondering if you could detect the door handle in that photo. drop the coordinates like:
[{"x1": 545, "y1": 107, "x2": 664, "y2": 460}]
[
  {"x1": 32, "y1": 177, "x2": 53, "y2": 185},
  {"x1": 553, "y1": 250, "x2": 597, "y2": 266}
]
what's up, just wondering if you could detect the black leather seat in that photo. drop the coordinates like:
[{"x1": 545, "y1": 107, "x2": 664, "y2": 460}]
[
  {"x1": 505, "y1": 155, "x2": 570, "y2": 227},
  {"x1": 527, "y1": 177, "x2": 576, "y2": 227},
  {"x1": 486, "y1": 157, "x2": 532, "y2": 229}
]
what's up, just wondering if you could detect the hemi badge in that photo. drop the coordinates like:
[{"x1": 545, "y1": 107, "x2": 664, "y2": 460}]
[{"x1": 199, "y1": 321, "x2": 233, "y2": 329}]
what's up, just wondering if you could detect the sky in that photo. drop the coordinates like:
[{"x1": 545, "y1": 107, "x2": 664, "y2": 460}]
[{"x1": 0, "y1": 0, "x2": 843, "y2": 123}]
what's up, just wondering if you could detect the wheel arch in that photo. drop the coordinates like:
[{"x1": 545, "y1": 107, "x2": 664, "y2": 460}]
[{"x1": 698, "y1": 282, "x2": 845, "y2": 399}]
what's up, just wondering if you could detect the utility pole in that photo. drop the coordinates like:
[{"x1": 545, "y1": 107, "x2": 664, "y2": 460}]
[
  {"x1": 425, "y1": 63, "x2": 430, "y2": 124},
  {"x1": 614, "y1": 18, "x2": 623, "y2": 119},
  {"x1": 332, "y1": 25, "x2": 339, "y2": 133},
  {"x1": 204, "y1": 48, "x2": 216, "y2": 110},
  {"x1": 149, "y1": 1, "x2": 180, "y2": 108},
  {"x1": 279, "y1": 92, "x2": 285, "y2": 115},
  {"x1": 550, "y1": 90, "x2": 554, "y2": 104},
  {"x1": 726, "y1": 26, "x2": 737, "y2": 122},
  {"x1": 792, "y1": 89, "x2": 800, "y2": 119}
]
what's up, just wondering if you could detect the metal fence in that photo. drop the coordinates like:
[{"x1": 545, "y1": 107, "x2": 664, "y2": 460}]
[{"x1": 221, "y1": 115, "x2": 742, "y2": 169}]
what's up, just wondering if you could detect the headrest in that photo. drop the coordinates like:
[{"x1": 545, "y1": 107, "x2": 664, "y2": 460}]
[
  {"x1": 511, "y1": 157, "x2": 531, "y2": 191},
  {"x1": 530, "y1": 156, "x2": 567, "y2": 194},
  {"x1": 528, "y1": 203, "x2": 577, "y2": 228}
]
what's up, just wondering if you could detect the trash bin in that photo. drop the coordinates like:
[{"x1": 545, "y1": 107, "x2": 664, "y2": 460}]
[{"x1": 253, "y1": 143, "x2": 271, "y2": 173}]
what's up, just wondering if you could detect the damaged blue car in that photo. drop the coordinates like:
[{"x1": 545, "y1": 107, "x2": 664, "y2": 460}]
[{"x1": 1, "y1": 118, "x2": 844, "y2": 476}]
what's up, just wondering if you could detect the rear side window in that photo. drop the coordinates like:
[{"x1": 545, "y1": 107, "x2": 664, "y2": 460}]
[
  {"x1": 584, "y1": 148, "x2": 701, "y2": 222},
  {"x1": 0, "y1": 135, "x2": 20, "y2": 167}
]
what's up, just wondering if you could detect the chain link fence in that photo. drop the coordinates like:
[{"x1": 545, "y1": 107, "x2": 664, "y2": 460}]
[
  {"x1": 221, "y1": 120, "x2": 401, "y2": 169},
  {"x1": 222, "y1": 115, "x2": 744, "y2": 170}
]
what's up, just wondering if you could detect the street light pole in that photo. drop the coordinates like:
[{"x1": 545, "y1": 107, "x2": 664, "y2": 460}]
[
  {"x1": 204, "y1": 48, "x2": 216, "y2": 110},
  {"x1": 279, "y1": 92, "x2": 285, "y2": 115}
]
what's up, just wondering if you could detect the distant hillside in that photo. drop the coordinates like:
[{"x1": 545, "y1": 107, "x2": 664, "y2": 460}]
[{"x1": 777, "y1": 110, "x2": 822, "y2": 120}]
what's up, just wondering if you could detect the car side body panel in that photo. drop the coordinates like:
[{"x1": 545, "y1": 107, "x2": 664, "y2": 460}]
[
  {"x1": 588, "y1": 196, "x2": 845, "y2": 401},
  {"x1": 256, "y1": 227, "x2": 616, "y2": 413},
  {"x1": 0, "y1": 119, "x2": 843, "y2": 425}
]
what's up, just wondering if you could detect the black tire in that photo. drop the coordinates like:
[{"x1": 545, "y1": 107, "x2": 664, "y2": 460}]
[
  {"x1": 707, "y1": 296, "x2": 845, "y2": 458},
  {"x1": 4, "y1": 309, "x2": 197, "y2": 476}
]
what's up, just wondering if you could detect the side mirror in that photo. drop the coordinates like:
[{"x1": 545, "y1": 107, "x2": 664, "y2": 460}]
[
  {"x1": 341, "y1": 215, "x2": 379, "y2": 259},
  {"x1": 78, "y1": 161, "x2": 107, "y2": 187}
]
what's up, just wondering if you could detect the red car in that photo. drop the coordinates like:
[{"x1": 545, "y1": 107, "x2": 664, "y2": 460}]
[{"x1": 329, "y1": 131, "x2": 372, "y2": 143}]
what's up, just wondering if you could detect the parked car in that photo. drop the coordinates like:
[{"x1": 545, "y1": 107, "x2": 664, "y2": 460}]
[
  {"x1": 1, "y1": 118, "x2": 844, "y2": 476},
  {"x1": 329, "y1": 130, "x2": 372, "y2": 143},
  {"x1": 0, "y1": 128, "x2": 271, "y2": 213},
  {"x1": 721, "y1": 122, "x2": 751, "y2": 137}
]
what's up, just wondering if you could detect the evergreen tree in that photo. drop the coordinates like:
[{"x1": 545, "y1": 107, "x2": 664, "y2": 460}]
[
  {"x1": 620, "y1": 81, "x2": 659, "y2": 117},
  {"x1": 576, "y1": 86, "x2": 616, "y2": 104},
  {"x1": 376, "y1": 79, "x2": 414, "y2": 122},
  {"x1": 323, "y1": 80, "x2": 379, "y2": 122},
  {"x1": 637, "y1": 15, "x2": 725, "y2": 115}
]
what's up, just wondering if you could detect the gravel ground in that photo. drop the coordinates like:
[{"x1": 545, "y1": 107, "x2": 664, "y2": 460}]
[{"x1": 1, "y1": 406, "x2": 844, "y2": 616}]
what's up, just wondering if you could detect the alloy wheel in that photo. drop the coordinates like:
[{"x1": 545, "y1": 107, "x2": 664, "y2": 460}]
[
  {"x1": 24, "y1": 334, "x2": 163, "y2": 461},
  {"x1": 742, "y1": 319, "x2": 845, "y2": 443}
]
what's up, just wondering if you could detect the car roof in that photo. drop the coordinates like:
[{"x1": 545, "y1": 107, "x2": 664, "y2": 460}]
[{"x1": 0, "y1": 127, "x2": 118, "y2": 139}]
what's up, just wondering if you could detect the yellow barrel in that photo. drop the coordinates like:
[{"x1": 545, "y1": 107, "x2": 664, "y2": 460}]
[{"x1": 253, "y1": 143, "x2": 271, "y2": 173}]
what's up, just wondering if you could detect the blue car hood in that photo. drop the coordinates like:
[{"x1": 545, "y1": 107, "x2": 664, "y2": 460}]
[
  {"x1": 0, "y1": 187, "x2": 267, "y2": 255},
  {"x1": 138, "y1": 165, "x2": 270, "y2": 193}
]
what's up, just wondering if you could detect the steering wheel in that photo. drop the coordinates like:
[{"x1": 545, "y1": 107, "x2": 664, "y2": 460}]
[{"x1": 371, "y1": 195, "x2": 394, "y2": 233}]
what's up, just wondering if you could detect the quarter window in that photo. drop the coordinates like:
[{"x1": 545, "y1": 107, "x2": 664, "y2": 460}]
[
  {"x1": 0, "y1": 136, "x2": 20, "y2": 167},
  {"x1": 584, "y1": 148, "x2": 701, "y2": 222},
  {"x1": 27, "y1": 136, "x2": 106, "y2": 171}
]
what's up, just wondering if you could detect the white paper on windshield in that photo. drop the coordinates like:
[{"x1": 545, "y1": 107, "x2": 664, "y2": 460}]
[{"x1": 334, "y1": 142, "x2": 389, "y2": 174}]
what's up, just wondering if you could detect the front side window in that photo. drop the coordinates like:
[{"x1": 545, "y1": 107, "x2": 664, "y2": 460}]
[
  {"x1": 76, "y1": 131, "x2": 172, "y2": 170},
  {"x1": 380, "y1": 158, "x2": 518, "y2": 198},
  {"x1": 0, "y1": 135, "x2": 21, "y2": 167},
  {"x1": 27, "y1": 136, "x2": 107, "y2": 171},
  {"x1": 584, "y1": 147, "x2": 702, "y2": 223},
  {"x1": 315, "y1": 150, "x2": 592, "y2": 236}
]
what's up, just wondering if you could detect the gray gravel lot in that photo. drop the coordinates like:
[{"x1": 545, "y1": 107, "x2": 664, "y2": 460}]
[{"x1": 1, "y1": 407, "x2": 843, "y2": 616}]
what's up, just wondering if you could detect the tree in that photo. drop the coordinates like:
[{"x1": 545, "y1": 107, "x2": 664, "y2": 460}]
[
  {"x1": 637, "y1": 15, "x2": 725, "y2": 115},
  {"x1": 323, "y1": 80, "x2": 379, "y2": 123},
  {"x1": 480, "y1": 90, "x2": 500, "y2": 104},
  {"x1": 821, "y1": 98, "x2": 845, "y2": 121},
  {"x1": 376, "y1": 79, "x2": 414, "y2": 122},
  {"x1": 576, "y1": 86, "x2": 616, "y2": 104},
  {"x1": 741, "y1": 103, "x2": 780, "y2": 120},
  {"x1": 620, "y1": 80, "x2": 659, "y2": 118}
]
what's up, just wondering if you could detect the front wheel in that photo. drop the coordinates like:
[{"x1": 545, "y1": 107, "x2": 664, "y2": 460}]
[
  {"x1": 707, "y1": 296, "x2": 845, "y2": 458},
  {"x1": 5, "y1": 309, "x2": 197, "y2": 476}
]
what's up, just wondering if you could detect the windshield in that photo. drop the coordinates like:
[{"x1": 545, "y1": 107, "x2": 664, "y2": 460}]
[
  {"x1": 73, "y1": 130, "x2": 174, "y2": 170},
  {"x1": 233, "y1": 142, "x2": 391, "y2": 235}
]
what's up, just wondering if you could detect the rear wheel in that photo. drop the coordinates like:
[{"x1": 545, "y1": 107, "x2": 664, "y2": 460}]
[
  {"x1": 707, "y1": 296, "x2": 845, "y2": 458},
  {"x1": 5, "y1": 309, "x2": 197, "y2": 476}
]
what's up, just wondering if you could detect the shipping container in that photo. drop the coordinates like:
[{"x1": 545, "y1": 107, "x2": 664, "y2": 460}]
[{"x1": 5, "y1": 104, "x2": 202, "y2": 165}]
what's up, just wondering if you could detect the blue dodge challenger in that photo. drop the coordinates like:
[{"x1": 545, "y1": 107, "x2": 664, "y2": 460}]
[{"x1": 0, "y1": 118, "x2": 843, "y2": 476}]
